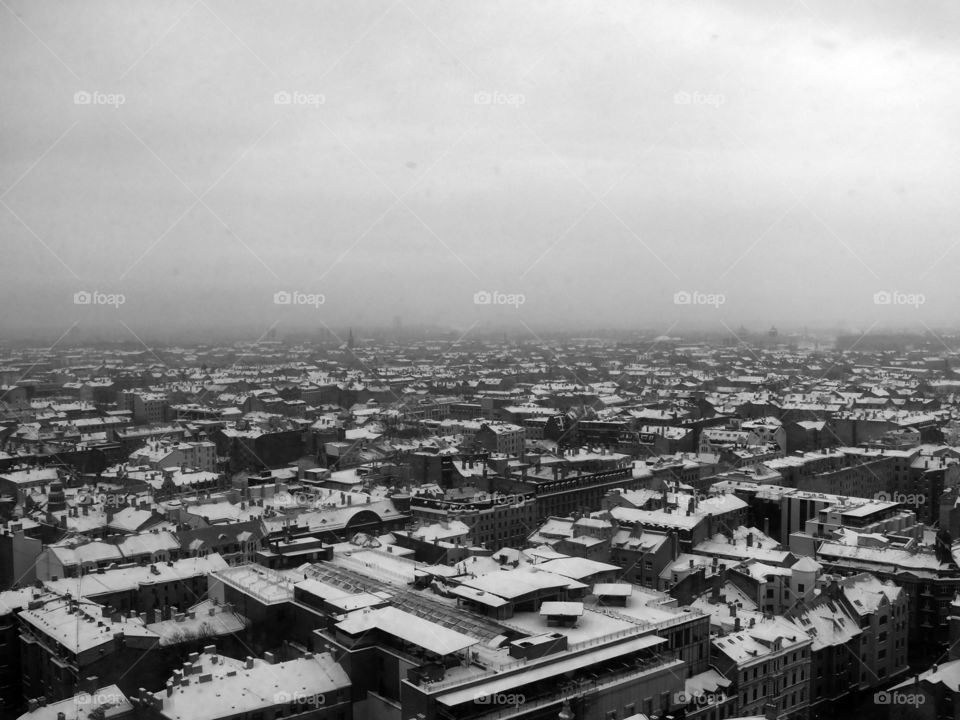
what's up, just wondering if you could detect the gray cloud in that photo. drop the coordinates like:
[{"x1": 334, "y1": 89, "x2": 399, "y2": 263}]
[{"x1": 2, "y1": 0, "x2": 958, "y2": 340}]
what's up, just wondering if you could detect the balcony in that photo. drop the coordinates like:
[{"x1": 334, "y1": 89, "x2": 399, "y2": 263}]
[{"x1": 460, "y1": 656, "x2": 685, "y2": 720}]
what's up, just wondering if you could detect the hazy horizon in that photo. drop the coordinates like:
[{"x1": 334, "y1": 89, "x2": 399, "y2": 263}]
[{"x1": 3, "y1": 1, "x2": 959, "y2": 346}]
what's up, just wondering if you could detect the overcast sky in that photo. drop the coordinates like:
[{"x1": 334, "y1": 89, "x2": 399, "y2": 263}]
[{"x1": 2, "y1": 0, "x2": 959, "y2": 342}]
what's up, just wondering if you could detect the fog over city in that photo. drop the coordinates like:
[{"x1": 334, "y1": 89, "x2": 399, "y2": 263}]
[{"x1": 2, "y1": 0, "x2": 959, "y2": 342}]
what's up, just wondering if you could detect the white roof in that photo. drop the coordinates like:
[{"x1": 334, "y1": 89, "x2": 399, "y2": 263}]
[
  {"x1": 336, "y1": 606, "x2": 477, "y2": 656},
  {"x1": 536, "y1": 557, "x2": 619, "y2": 580},
  {"x1": 593, "y1": 583, "x2": 633, "y2": 597},
  {"x1": 461, "y1": 568, "x2": 586, "y2": 600},
  {"x1": 539, "y1": 601, "x2": 584, "y2": 616},
  {"x1": 45, "y1": 555, "x2": 228, "y2": 598},
  {"x1": 157, "y1": 653, "x2": 349, "y2": 720},
  {"x1": 891, "y1": 657, "x2": 960, "y2": 692},
  {"x1": 15, "y1": 685, "x2": 130, "y2": 720}
]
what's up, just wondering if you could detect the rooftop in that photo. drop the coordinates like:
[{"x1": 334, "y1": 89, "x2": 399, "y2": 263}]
[{"x1": 155, "y1": 651, "x2": 349, "y2": 720}]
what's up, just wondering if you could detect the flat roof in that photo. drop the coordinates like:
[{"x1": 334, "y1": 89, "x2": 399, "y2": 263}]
[
  {"x1": 539, "y1": 602, "x2": 584, "y2": 617},
  {"x1": 448, "y1": 584, "x2": 510, "y2": 608},
  {"x1": 436, "y1": 634, "x2": 669, "y2": 706},
  {"x1": 593, "y1": 583, "x2": 633, "y2": 597},
  {"x1": 157, "y1": 653, "x2": 348, "y2": 720},
  {"x1": 336, "y1": 606, "x2": 478, "y2": 656}
]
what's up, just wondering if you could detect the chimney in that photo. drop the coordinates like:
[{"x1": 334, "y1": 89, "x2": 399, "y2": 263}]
[{"x1": 710, "y1": 572, "x2": 721, "y2": 603}]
